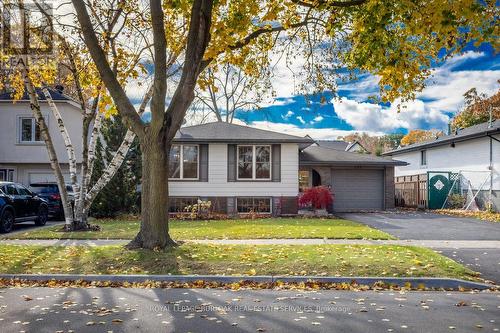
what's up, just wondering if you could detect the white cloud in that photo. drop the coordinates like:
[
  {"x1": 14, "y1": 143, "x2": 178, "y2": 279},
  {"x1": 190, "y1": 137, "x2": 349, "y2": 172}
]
[
  {"x1": 312, "y1": 115, "x2": 324, "y2": 123},
  {"x1": 282, "y1": 110, "x2": 294, "y2": 120},
  {"x1": 249, "y1": 121, "x2": 383, "y2": 140},
  {"x1": 333, "y1": 97, "x2": 450, "y2": 132},
  {"x1": 296, "y1": 116, "x2": 306, "y2": 124}
]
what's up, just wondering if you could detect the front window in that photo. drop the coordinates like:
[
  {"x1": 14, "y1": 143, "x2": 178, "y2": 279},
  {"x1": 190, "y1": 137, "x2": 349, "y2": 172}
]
[
  {"x1": 0, "y1": 169, "x2": 14, "y2": 182},
  {"x1": 20, "y1": 118, "x2": 41, "y2": 143},
  {"x1": 237, "y1": 197, "x2": 272, "y2": 214},
  {"x1": 169, "y1": 145, "x2": 199, "y2": 179},
  {"x1": 238, "y1": 145, "x2": 271, "y2": 180}
]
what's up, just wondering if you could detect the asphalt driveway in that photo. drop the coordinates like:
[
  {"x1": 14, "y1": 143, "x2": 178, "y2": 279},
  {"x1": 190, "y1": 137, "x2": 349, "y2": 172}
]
[
  {"x1": 339, "y1": 211, "x2": 500, "y2": 283},
  {"x1": 338, "y1": 211, "x2": 500, "y2": 240}
]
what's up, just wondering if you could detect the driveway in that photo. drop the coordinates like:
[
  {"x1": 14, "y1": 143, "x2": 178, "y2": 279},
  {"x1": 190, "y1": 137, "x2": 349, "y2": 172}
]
[
  {"x1": 339, "y1": 211, "x2": 500, "y2": 283},
  {"x1": 338, "y1": 211, "x2": 500, "y2": 240}
]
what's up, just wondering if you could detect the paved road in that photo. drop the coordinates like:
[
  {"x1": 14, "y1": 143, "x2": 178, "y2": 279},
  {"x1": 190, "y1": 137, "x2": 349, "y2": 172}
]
[
  {"x1": 340, "y1": 212, "x2": 500, "y2": 283},
  {"x1": 338, "y1": 211, "x2": 500, "y2": 240},
  {"x1": 1, "y1": 287, "x2": 499, "y2": 333},
  {"x1": 3, "y1": 220, "x2": 64, "y2": 236}
]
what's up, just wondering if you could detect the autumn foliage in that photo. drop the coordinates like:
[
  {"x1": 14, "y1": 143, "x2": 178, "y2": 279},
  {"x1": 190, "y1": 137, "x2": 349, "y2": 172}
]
[
  {"x1": 401, "y1": 129, "x2": 443, "y2": 146},
  {"x1": 452, "y1": 87, "x2": 500, "y2": 130},
  {"x1": 299, "y1": 186, "x2": 333, "y2": 209}
]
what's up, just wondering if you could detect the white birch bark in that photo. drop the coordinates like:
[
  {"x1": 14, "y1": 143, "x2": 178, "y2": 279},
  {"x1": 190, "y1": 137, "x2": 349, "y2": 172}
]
[
  {"x1": 21, "y1": 67, "x2": 74, "y2": 227},
  {"x1": 41, "y1": 87, "x2": 80, "y2": 196}
]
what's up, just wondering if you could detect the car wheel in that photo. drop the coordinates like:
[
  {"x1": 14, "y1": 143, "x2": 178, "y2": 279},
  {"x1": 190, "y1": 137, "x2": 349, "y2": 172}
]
[
  {"x1": 35, "y1": 206, "x2": 48, "y2": 226},
  {"x1": 0, "y1": 210, "x2": 14, "y2": 233}
]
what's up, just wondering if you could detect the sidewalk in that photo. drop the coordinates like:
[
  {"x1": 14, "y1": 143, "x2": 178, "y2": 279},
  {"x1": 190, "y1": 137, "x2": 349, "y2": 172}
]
[{"x1": 2, "y1": 238, "x2": 500, "y2": 249}]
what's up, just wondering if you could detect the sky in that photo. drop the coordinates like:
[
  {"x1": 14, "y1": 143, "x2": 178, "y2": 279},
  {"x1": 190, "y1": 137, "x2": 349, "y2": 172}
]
[{"x1": 228, "y1": 43, "x2": 499, "y2": 140}]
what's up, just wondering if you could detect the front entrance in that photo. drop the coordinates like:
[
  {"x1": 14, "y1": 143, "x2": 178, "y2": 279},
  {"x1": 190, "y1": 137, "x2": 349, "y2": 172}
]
[{"x1": 312, "y1": 169, "x2": 321, "y2": 187}]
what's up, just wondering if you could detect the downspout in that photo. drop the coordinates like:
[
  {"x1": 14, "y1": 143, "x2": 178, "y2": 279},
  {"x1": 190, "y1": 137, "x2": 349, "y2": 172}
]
[{"x1": 489, "y1": 134, "x2": 500, "y2": 211}]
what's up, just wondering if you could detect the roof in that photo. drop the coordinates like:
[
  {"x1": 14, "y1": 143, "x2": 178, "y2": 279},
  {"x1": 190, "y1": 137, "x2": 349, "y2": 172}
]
[
  {"x1": 300, "y1": 146, "x2": 407, "y2": 166},
  {"x1": 174, "y1": 122, "x2": 315, "y2": 144},
  {"x1": 316, "y1": 140, "x2": 349, "y2": 151},
  {"x1": 383, "y1": 119, "x2": 500, "y2": 156},
  {"x1": 0, "y1": 88, "x2": 72, "y2": 102}
]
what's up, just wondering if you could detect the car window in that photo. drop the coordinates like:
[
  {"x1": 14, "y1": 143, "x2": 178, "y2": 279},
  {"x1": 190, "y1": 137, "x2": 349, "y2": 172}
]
[
  {"x1": 5, "y1": 184, "x2": 18, "y2": 195},
  {"x1": 30, "y1": 185, "x2": 58, "y2": 194},
  {"x1": 16, "y1": 185, "x2": 31, "y2": 195}
]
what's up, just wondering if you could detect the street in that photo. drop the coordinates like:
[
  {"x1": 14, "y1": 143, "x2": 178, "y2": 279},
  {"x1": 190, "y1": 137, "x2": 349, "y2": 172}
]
[{"x1": 1, "y1": 287, "x2": 499, "y2": 333}]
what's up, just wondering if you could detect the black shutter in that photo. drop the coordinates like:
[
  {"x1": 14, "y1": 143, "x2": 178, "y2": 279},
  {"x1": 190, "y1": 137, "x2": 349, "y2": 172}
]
[
  {"x1": 227, "y1": 144, "x2": 237, "y2": 182},
  {"x1": 199, "y1": 144, "x2": 209, "y2": 182},
  {"x1": 272, "y1": 144, "x2": 281, "y2": 182}
]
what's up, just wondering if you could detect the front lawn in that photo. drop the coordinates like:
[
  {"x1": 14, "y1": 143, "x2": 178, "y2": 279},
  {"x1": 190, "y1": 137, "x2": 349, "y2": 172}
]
[
  {"x1": 0, "y1": 244, "x2": 476, "y2": 280},
  {"x1": 6, "y1": 218, "x2": 394, "y2": 240}
]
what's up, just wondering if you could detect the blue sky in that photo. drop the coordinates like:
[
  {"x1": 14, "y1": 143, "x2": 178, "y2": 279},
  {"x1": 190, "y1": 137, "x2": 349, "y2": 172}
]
[
  {"x1": 229, "y1": 43, "x2": 499, "y2": 139},
  {"x1": 138, "y1": 43, "x2": 498, "y2": 140}
]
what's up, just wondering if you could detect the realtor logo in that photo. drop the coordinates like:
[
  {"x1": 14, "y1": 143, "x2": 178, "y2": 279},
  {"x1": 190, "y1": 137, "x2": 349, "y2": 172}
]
[{"x1": 1, "y1": 0, "x2": 53, "y2": 55}]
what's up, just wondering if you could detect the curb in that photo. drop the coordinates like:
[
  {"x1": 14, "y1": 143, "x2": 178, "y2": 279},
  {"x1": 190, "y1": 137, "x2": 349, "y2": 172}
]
[{"x1": 0, "y1": 274, "x2": 495, "y2": 291}]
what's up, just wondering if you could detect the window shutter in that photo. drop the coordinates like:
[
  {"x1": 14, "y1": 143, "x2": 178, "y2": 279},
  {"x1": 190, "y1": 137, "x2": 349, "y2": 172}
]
[
  {"x1": 272, "y1": 144, "x2": 281, "y2": 182},
  {"x1": 199, "y1": 144, "x2": 209, "y2": 182},
  {"x1": 227, "y1": 144, "x2": 237, "y2": 182}
]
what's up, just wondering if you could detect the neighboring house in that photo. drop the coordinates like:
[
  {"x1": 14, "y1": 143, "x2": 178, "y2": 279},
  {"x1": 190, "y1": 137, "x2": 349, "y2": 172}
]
[
  {"x1": 169, "y1": 122, "x2": 405, "y2": 215},
  {"x1": 316, "y1": 140, "x2": 368, "y2": 153},
  {"x1": 383, "y1": 120, "x2": 500, "y2": 211},
  {"x1": 0, "y1": 88, "x2": 83, "y2": 185}
]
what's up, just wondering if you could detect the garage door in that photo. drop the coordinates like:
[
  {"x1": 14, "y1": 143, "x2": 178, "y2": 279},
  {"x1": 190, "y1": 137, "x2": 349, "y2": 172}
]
[
  {"x1": 331, "y1": 169, "x2": 384, "y2": 212},
  {"x1": 29, "y1": 173, "x2": 70, "y2": 184}
]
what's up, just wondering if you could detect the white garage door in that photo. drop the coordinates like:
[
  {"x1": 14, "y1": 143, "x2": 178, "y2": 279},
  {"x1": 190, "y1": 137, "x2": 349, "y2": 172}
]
[
  {"x1": 29, "y1": 173, "x2": 70, "y2": 184},
  {"x1": 331, "y1": 169, "x2": 384, "y2": 212}
]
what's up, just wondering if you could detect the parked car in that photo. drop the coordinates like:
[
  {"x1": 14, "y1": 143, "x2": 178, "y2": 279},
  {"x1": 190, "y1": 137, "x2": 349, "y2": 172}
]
[
  {"x1": 29, "y1": 183, "x2": 74, "y2": 220},
  {"x1": 0, "y1": 181, "x2": 49, "y2": 233}
]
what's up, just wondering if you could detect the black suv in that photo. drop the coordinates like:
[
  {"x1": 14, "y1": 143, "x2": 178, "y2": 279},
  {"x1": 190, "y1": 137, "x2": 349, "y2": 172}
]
[
  {"x1": 29, "y1": 183, "x2": 74, "y2": 220},
  {"x1": 0, "y1": 182, "x2": 49, "y2": 233}
]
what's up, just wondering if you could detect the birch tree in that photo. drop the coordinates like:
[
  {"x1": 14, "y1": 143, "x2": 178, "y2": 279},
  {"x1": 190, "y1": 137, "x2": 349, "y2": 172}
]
[
  {"x1": 0, "y1": 1, "x2": 151, "y2": 230},
  {"x1": 67, "y1": 0, "x2": 496, "y2": 249}
]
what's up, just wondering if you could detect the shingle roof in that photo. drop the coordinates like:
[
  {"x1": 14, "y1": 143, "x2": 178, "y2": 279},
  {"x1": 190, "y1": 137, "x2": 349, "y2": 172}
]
[
  {"x1": 383, "y1": 119, "x2": 500, "y2": 156},
  {"x1": 174, "y1": 122, "x2": 315, "y2": 144},
  {"x1": 300, "y1": 146, "x2": 407, "y2": 166},
  {"x1": 316, "y1": 140, "x2": 349, "y2": 151},
  {"x1": 0, "y1": 88, "x2": 72, "y2": 101}
]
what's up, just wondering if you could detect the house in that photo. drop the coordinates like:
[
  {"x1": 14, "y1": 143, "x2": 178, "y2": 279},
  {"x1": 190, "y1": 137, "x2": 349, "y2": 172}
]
[
  {"x1": 0, "y1": 90, "x2": 405, "y2": 215},
  {"x1": 0, "y1": 88, "x2": 83, "y2": 185},
  {"x1": 169, "y1": 122, "x2": 406, "y2": 215},
  {"x1": 383, "y1": 120, "x2": 500, "y2": 211}
]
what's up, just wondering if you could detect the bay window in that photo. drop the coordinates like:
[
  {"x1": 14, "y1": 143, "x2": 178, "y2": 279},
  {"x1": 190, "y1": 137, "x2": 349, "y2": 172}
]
[
  {"x1": 169, "y1": 144, "x2": 199, "y2": 179},
  {"x1": 237, "y1": 145, "x2": 271, "y2": 180}
]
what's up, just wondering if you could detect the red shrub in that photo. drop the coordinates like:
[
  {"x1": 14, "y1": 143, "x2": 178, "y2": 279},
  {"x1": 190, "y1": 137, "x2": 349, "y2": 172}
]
[{"x1": 298, "y1": 186, "x2": 333, "y2": 209}]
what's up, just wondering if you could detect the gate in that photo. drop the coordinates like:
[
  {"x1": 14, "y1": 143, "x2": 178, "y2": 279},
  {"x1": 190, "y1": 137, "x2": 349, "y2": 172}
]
[{"x1": 427, "y1": 172, "x2": 451, "y2": 209}]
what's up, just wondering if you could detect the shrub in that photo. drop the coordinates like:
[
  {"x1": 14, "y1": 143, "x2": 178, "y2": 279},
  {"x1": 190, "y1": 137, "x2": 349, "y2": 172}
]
[
  {"x1": 299, "y1": 186, "x2": 333, "y2": 210},
  {"x1": 447, "y1": 193, "x2": 466, "y2": 209},
  {"x1": 183, "y1": 200, "x2": 212, "y2": 219}
]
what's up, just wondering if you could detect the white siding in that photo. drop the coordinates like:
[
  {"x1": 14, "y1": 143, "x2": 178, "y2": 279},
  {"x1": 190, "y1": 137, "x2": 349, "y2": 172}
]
[
  {"x1": 393, "y1": 135, "x2": 500, "y2": 190},
  {"x1": 0, "y1": 101, "x2": 83, "y2": 164},
  {"x1": 169, "y1": 143, "x2": 299, "y2": 197}
]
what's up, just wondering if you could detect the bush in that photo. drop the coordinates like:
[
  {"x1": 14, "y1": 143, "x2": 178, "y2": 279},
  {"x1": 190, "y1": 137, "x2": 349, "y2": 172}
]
[
  {"x1": 299, "y1": 186, "x2": 333, "y2": 210},
  {"x1": 447, "y1": 193, "x2": 466, "y2": 209},
  {"x1": 183, "y1": 200, "x2": 212, "y2": 220}
]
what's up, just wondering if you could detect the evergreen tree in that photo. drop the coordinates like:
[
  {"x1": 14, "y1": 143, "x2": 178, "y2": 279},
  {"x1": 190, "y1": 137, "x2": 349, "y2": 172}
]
[{"x1": 90, "y1": 115, "x2": 141, "y2": 218}]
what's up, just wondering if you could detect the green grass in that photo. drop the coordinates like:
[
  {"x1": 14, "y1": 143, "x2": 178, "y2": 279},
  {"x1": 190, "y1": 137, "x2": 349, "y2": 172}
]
[
  {"x1": 5, "y1": 218, "x2": 395, "y2": 240},
  {"x1": 0, "y1": 244, "x2": 477, "y2": 280}
]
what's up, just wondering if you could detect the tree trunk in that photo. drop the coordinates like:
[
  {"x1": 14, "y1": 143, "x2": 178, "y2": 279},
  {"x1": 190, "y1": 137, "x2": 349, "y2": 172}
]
[{"x1": 127, "y1": 136, "x2": 176, "y2": 249}]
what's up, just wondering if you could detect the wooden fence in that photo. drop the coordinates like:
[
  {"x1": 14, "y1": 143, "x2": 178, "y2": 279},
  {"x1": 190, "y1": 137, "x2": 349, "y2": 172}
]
[{"x1": 395, "y1": 174, "x2": 428, "y2": 209}]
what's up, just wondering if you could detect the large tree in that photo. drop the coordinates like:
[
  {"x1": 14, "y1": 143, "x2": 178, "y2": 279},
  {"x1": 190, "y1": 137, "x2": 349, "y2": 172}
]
[{"x1": 68, "y1": 0, "x2": 496, "y2": 249}]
